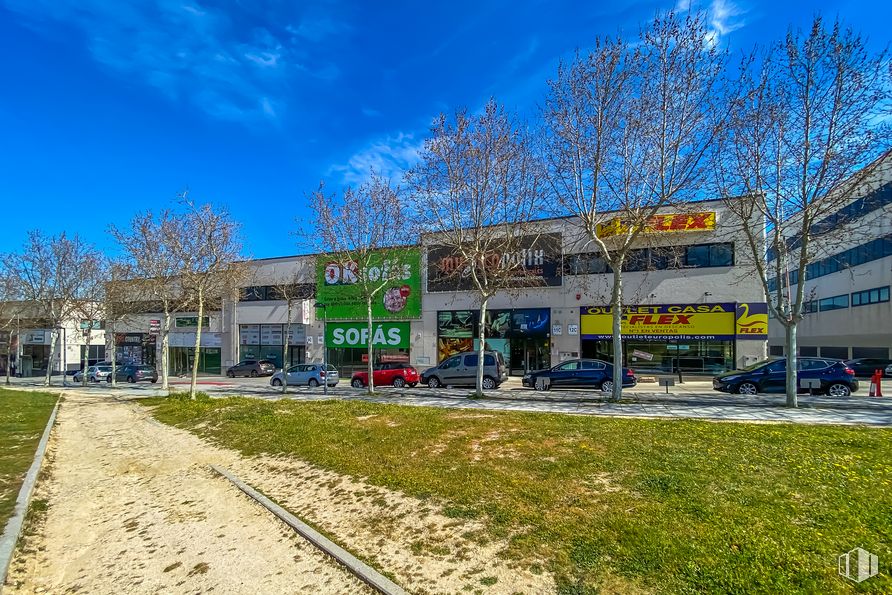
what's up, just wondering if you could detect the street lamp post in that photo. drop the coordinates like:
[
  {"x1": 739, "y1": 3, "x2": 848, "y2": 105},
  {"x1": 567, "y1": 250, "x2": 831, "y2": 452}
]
[{"x1": 314, "y1": 302, "x2": 328, "y2": 395}]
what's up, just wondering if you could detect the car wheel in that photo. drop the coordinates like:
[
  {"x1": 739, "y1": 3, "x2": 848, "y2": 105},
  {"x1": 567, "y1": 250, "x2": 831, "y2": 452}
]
[
  {"x1": 351, "y1": 378, "x2": 364, "y2": 389},
  {"x1": 427, "y1": 376, "x2": 441, "y2": 388},
  {"x1": 250, "y1": 370, "x2": 258, "y2": 378},
  {"x1": 392, "y1": 377, "x2": 406, "y2": 388},
  {"x1": 826, "y1": 383, "x2": 851, "y2": 397},
  {"x1": 107, "y1": 376, "x2": 113, "y2": 383},
  {"x1": 600, "y1": 380, "x2": 614, "y2": 393},
  {"x1": 737, "y1": 382, "x2": 758, "y2": 395},
  {"x1": 408, "y1": 382, "x2": 417, "y2": 388},
  {"x1": 308, "y1": 378, "x2": 319, "y2": 387},
  {"x1": 482, "y1": 376, "x2": 496, "y2": 390},
  {"x1": 127, "y1": 376, "x2": 135, "y2": 383},
  {"x1": 227, "y1": 370, "x2": 235, "y2": 378},
  {"x1": 150, "y1": 379, "x2": 157, "y2": 384},
  {"x1": 272, "y1": 378, "x2": 282, "y2": 387}
]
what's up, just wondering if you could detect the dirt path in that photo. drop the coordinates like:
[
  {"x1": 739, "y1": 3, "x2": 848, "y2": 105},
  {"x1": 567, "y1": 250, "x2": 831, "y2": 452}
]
[
  {"x1": 5, "y1": 393, "x2": 554, "y2": 594},
  {"x1": 4, "y1": 393, "x2": 371, "y2": 594}
]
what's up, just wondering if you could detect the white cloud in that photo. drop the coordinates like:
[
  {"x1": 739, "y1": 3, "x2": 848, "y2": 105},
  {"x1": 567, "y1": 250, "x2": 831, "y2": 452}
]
[
  {"x1": 328, "y1": 133, "x2": 424, "y2": 186},
  {"x1": 3, "y1": 0, "x2": 343, "y2": 124},
  {"x1": 708, "y1": 0, "x2": 745, "y2": 38}
]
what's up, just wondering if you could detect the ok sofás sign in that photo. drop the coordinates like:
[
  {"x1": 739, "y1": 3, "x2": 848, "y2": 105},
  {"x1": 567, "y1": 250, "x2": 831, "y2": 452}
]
[{"x1": 325, "y1": 322, "x2": 410, "y2": 348}]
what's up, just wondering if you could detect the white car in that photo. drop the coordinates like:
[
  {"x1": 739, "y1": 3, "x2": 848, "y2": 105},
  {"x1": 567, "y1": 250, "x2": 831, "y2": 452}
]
[
  {"x1": 73, "y1": 364, "x2": 113, "y2": 383},
  {"x1": 270, "y1": 363, "x2": 339, "y2": 388},
  {"x1": 886, "y1": 363, "x2": 892, "y2": 377}
]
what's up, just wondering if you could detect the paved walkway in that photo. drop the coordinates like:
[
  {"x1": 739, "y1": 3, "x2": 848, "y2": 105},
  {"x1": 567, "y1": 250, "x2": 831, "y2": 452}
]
[{"x1": 7, "y1": 376, "x2": 892, "y2": 426}]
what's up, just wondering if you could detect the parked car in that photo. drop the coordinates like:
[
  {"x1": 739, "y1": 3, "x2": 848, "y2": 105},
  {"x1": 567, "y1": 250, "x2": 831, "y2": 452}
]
[
  {"x1": 226, "y1": 359, "x2": 276, "y2": 378},
  {"x1": 420, "y1": 351, "x2": 508, "y2": 389},
  {"x1": 845, "y1": 358, "x2": 892, "y2": 377},
  {"x1": 270, "y1": 363, "x2": 339, "y2": 388},
  {"x1": 886, "y1": 363, "x2": 892, "y2": 377},
  {"x1": 73, "y1": 364, "x2": 113, "y2": 383},
  {"x1": 712, "y1": 357, "x2": 858, "y2": 396},
  {"x1": 351, "y1": 362, "x2": 419, "y2": 388},
  {"x1": 107, "y1": 364, "x2": 158, "y2": 384},
  {"x1": 522, "y1": 359, "x2": 636, "y2": 392}
]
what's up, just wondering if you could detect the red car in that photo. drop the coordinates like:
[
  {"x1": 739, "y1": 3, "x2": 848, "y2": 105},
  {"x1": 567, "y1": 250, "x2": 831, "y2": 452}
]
[{"x1": 351, "y1": 362, "x2": 419, "y2": 388}]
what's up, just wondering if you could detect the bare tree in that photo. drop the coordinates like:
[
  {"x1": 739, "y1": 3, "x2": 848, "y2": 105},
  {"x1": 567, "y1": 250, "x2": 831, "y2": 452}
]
[
  {"x1": 68, "y1": 253, "x2": 109, "y2": 386},
  {"x1": 308, "y1": 173, "x2": 412, "y2": 394},
  {"x1": 542, "y1": 10, "x2": 726, "y2": 400},
  {"x1": 268, "y1": 275, "x2": 314, "y2": 393},
  {"x1": 172, "y1": 196, "x2": 245, "y2": 399},
  {"x1": 110, "y1": 210, "x2": 187, "y2": 390},
  {"x1": 1, "y1": 231, "x2": 100, "y2": 385},
  {"x1": 103, "y1": 261, "x2": 141, "y2": 387},
  {"x1": 0, "y1": 272, "x2": 22, "y2": 385},
  {"x1": 715, "y1": 16, "x2": 891, "y2": 407},
  {"x1": 408, "y1": 99, "x2": 546, "y2": 397}
]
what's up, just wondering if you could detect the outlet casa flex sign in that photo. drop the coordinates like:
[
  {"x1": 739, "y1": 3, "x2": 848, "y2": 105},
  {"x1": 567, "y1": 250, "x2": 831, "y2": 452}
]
[
  {"x1": 325, "y1": 322, "x2": 410, "y2": 348},
  {"x1": 580, "y1": 303, "x2": 767, "y2": 340},
  {"x1": 316, "y1": 248, "x2": 421, "y2": 320},
  {"x1": 596, "y1": 212, "x2": 716, "y2": 238}
]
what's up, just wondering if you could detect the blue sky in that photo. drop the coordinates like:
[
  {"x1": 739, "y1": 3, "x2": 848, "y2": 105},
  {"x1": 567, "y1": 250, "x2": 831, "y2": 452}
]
[{"x1": 0, "y1": 0, "x2": 887, "y2": 259}]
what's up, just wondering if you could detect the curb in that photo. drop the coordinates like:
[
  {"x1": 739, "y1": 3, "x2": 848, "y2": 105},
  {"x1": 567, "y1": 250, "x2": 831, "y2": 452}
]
[
  {"x1": 0, "y1": 396, "x2": 61, "y2": 588},
  {"x1": 209, "y1": 464, "x2": 406, "y2": 595}
]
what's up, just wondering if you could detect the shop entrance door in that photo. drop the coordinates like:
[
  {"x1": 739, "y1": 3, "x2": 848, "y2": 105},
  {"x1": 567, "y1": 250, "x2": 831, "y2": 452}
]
[{"x1": 510, "y1": 338, "x2": 550, "y2": 376}]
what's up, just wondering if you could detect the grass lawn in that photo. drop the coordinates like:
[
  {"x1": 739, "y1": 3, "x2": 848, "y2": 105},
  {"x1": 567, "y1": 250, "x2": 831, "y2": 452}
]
[
  {"x1": 147, "y1": 396, "x2": 891, "y2": 593},
  {"x1": 0, "y1": 389, "x2": 57, "y2": 532}
]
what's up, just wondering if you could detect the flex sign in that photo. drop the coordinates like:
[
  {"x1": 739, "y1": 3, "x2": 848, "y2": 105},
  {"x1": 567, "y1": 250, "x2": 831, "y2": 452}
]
[
  {"x1": 325, "y1": 322, "x2": 410, "y2": 349},
  {"x1": 596, "y1": 212, "x2": 716, "y2": 238},
  {"x1": 581, "y1": 303, "x2": 736, "y2": 340}
]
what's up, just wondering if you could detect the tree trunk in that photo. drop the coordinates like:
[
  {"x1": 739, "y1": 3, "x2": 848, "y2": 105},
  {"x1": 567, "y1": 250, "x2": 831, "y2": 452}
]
[
  {"x1": 82, "y1": 328, "x2": 90, "y2": 386},
  {"x1": 160, "y1": 312, "x2": 172, "y2": 390},
  {"x1": 366, "y1": 297, "x2": 375, "y2": 394},
  {"x1": 45, "y1": 327, "x2": 59, "y2": 387},
  {"x1": 282, "y1": 301, "x2": 292, "y2": 394},
  {"x1": 190, "y1": 293, "x2": 204, "y2": 399},
  {"x1": 610, "y1": 267, "x2": 624, "y2": 402},
  {"x1": 784, "y1": 323, "x2": 798, "y2": 408},
  {"x1": 109, "y1": 322, "x2": 117, "y2": 388},
  {"x1": 475, "y1": 297, "x2": 489, "y2": 397},
  {"x1": 5, "y1": 333, "x2": 12, "y2": 385}
]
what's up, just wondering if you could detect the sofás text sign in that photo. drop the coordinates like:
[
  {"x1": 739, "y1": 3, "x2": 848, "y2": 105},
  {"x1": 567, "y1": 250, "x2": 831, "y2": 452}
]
[
  {"x1": 325, "y1": 322, "x2": 410, "y2": 349},
  {"x1": 316, "y1": 248, "x2": 421, "y2": 320}
]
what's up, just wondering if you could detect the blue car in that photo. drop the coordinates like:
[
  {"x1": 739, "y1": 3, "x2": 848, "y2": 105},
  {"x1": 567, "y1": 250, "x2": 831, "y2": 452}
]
[
  {"x1": 712, "y1": 357, "x2": 858, "y2": 397},
  {"x1": 522, "y1": 358, "x2": 636, "y2": 392}
]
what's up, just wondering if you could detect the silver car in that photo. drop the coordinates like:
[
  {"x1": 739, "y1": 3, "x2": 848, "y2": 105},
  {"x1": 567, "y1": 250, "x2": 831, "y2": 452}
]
[
  {"x1": 270, "y1": 363, "x2": 339, "y2": 388},
  {"x1": 420, "y1": 351, "x2": 508, "y2": 389},
  {"x1": 73, "y1": 364, "x2": 113, "y2": 383}
]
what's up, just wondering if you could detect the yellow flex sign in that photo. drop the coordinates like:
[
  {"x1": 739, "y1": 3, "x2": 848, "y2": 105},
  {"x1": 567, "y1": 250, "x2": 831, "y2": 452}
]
[{"x1": 596, "y1": 212, "x2": 716, "y2": 238}]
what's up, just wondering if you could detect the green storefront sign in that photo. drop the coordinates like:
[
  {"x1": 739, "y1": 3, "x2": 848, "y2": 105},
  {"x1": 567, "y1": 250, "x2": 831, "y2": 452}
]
[
  {"x1": 316, "y1": 248, "x2": 421, "y2": 320},
  {"x1": 325, "y1": 322, "x2": 410, "y2": 349}
]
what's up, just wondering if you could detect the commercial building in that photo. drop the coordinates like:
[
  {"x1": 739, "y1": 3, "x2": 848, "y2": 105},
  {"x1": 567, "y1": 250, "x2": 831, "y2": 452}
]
[
  {"x1": 767, "y1": 153, "x2": 892, "y2": 360},
  {"x1": 0, "y1": 301, "x2": 107, "y2": 377},
  {"x1": 114, "y1": 196, "x2": 767, "y2": 377}
]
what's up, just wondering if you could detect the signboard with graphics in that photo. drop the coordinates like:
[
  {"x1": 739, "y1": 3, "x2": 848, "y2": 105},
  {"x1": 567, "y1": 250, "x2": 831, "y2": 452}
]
[
  {"x1": 325, "y1": 321, "x2": 410, "y2": 349},
  {"x1": 580, "y1": 302, "x2": 769, "y2": 341},
  {"x1": 581, "y1": 303, "x2": 737, "y2": 340},
  {"x1": 427, "y1": 233, "x2": 562, "y2": 292},
  {"x1": 596, "y1": 212, "x2": 716, "y2": 238},
  {"x1": 735, "y1": 302, "x2": 768, "y2": 339},
  {"x1": 316, "y1": 248, "x2": 421, "y2": 320}
]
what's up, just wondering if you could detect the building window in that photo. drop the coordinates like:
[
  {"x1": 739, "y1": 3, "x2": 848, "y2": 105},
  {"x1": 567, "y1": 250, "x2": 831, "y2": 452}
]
[
  {"x1": 769, "y1": 345, "x2": 784, "y2": 356},
  {"x1": 820, "y1": 346, "x2": 849, "y2": 359},
  {"x1": 802, "y1": 300, "x2": 818, "y2": 314},
  {"x1": 567, "y1": 242, "x2": 733, "y2": 275},
  {"x1": 818, "y1": 294, "x2": 849, "y2": 312},
  {"x1": 799, "y1": 346, "x2": 818, "y2": 357},
  {"x1": 851, "y1": 285, "x2": 890, "y2": 307},
  {"x1": 768, "y1": 233, "x2": 892, "y2": 291}
]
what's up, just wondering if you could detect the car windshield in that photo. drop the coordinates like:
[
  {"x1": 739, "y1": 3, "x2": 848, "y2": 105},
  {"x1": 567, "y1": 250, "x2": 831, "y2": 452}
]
[{"x1": 740, "y1": 358, "x2": 777, "y2": 371}]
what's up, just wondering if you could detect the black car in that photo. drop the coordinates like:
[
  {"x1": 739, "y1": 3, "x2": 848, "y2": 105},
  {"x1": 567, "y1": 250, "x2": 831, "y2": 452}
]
[
  {"x1": 226, "y1": 359, "x2": 276, "y2": 378},
  {"x1": 107, "y1": 364, "x2": 158, "y2": 384},
  {"x1": 522, "y1": 358, "x2": 637, "y2": 392},
  {"x1": 845, "y1": 358, "x2": 892, "y2": 378},
  {"x1": 713, "y1": 357, "x2": 858, "y2": 396}
]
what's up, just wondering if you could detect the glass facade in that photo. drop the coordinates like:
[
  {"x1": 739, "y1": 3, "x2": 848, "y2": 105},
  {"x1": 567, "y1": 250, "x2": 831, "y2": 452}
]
[
  {"x1": 437, "y1": 309, "x2": 550, "y2": 375},
  {"x1": 581, "y1": 338, "x2": 734, "y2": 375},
  {"x1": 239, "y1": 324, "x2": 307, "y2": 369}
]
